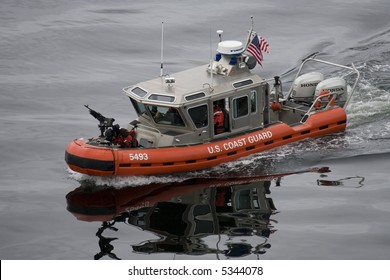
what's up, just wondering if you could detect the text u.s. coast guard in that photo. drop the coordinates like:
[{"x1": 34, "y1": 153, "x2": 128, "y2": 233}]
[{"x1": 207, "y1": 130, "x2": 273, "y2": 154}]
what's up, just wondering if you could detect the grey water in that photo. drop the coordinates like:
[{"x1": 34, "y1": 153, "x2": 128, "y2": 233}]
[{"x1": 1, "y1": 0, "x2": 390, "y2": 260}]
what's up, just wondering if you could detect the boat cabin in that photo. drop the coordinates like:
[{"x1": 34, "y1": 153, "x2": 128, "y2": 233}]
[{"x1": 123, "y1": 41, "x2": 270, "y2": 148}]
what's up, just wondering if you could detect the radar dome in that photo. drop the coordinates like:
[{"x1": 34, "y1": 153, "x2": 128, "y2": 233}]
[{"x1": 217, "y1": 40, "x2": 244, "y2": 55}]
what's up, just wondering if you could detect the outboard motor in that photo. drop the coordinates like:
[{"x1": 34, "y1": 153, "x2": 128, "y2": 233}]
[
  {"x1": 314, "y1": 77, "x2": 347, "y2": 106},
  {"x1": 291, "y1": 72, "x2": 324, "y2": 103}
]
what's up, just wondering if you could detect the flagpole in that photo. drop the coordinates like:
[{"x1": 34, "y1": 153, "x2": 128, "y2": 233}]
[{"x1": 245, "y1": 16, "x2": 254, "y2": 50}]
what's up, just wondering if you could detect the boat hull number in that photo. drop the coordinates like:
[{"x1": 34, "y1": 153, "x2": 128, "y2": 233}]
[{"x1": 129, "y1": 153, "x2": 149, "y2": 161}]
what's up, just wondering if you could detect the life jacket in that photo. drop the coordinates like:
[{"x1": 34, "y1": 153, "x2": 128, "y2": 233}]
[
  {"x1": 214, "y1": 105, "x2": 225, "y2": 134},
  {"x1": 113, "y1": 128, "x2": 138, "y2": 148}
]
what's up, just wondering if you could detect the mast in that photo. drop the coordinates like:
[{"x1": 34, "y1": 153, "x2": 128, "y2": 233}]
[
  {"x1": 210, "y1": 28, "x2": 214, "y2": 89},
  {"x1": 209, "y1": 30, "x2": 223, "y2": 90},
  {"x1": 160, "y1": 21, "x2": 164, "y2": 76}
]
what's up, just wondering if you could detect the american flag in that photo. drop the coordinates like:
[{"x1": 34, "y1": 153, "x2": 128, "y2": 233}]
[{"x1": 246, "y1": 34, "x2": 269, "y2": 65}]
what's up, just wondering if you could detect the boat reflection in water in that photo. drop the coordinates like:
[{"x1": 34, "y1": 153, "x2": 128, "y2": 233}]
[{"x1": 66, "y1": 168, "x2": 330, "y2": 259}]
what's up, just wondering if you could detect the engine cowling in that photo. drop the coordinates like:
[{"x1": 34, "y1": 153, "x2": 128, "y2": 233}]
[
  {"x1": 291, "y1": 72, "x2": 324, "y2": 102},
  {"x1": 314, "y1": 77, "x2": 347, "y2": 105}
]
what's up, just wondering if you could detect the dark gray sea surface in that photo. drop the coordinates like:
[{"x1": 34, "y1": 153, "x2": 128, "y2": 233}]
[{"x1": 1, "y1": 0, "x2": 390, "y2": 260}]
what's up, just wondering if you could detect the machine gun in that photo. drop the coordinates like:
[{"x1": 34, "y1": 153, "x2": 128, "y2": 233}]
[{"x1": 84, "y1": 105, "x2": 115, "y2": 137}]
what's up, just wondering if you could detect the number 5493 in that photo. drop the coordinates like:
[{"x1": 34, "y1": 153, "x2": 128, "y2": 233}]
[{"x1": 129, "y1": 153, "x2": 148, "y2": 161}]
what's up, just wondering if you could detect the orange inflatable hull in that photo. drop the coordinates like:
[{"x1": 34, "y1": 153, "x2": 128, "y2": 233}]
[{"x1": 65, "y1": 108, "x2": 346, "y2": 176}]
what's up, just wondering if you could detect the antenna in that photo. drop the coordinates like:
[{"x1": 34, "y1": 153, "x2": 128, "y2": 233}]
[
  {"x1": 160, "y1": 21, "x2": 164, "y2": 76},
  {"x1": 217, "y1": 30, "x2": 223, "y2": 42},
  {"x1": 210, "y1": 28, "x2": 213, "y2": 89}
]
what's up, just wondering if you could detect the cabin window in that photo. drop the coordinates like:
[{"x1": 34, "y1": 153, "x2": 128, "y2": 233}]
[
  {"x1": 185, "y1": 92, "x2": 206, "y2": 101},
  {"x1": 232, "y1": 79, "x2": 253, "y2": 88},
  {"x1": 130, "y1": 98, "x2": 147, "y2": 115},
  {"x1": 250, "y1": 90, "x2": 257, "y2": 113},
  {"x1": 139, "y1": 138, "x2": 153, "y2": 148},
  {"x1": 131, "y1": 87, "x2": 148, "y2": 97},
  {"x1": 188, "y1": 104, "x2": 208, "y2": 128},
  {"x1": 146, "y1": 105, "x2": 185, "y2": 126},
  {"x1": 148, "y1": 94, "x2": 175, "y2": 103},
  {"x1": 232, "y1": 96, "x2": 248, "y2": 118}
]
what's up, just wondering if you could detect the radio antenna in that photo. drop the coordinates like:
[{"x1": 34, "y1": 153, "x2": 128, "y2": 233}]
[
  {"x1": 160, "y1": 21, "x2": 164, "y2": 76},
  {"x1": 210, "y1": 27, "x2": 214, "y2": 89}
]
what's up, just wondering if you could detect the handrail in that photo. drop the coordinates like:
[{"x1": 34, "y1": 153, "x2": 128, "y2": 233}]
[
  {"x1": 285, "y1": 56, "x2": 360, "y2": 110},
  {"x1": 343, "y1": 62, "x2": 360, "y2": 109},
  {"x1": 300, "y1": 91, "x2": 340, "y2": 123}
]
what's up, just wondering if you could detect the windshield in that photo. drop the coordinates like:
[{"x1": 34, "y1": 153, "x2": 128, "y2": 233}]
[
  {"x1": 130, "y1": 98, "x2": 147, "y2": 115},
  {"x1": 147, "y1": 105, "x2": 185, "y2": 126}
]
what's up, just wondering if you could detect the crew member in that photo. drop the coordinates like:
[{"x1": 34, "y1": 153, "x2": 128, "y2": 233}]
[
  {"x1": 113, "y1": 128, "x2": 137, "y2": 148},
  {"x1": 214, "y1": 102, "x2": 225, "y2": 134},
  {"x1": 105, "y1": 124, "x2": 137, "y2": 148}
]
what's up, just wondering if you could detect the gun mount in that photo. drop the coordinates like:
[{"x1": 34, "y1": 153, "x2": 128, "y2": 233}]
[{"x1": 84, "y1": 105, "x2": 115, "y2": 137}]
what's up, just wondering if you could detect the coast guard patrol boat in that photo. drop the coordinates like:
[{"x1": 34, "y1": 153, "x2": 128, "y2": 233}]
[{"x1": 65, "y1": 28, "x2": 360, "y2": 176}]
